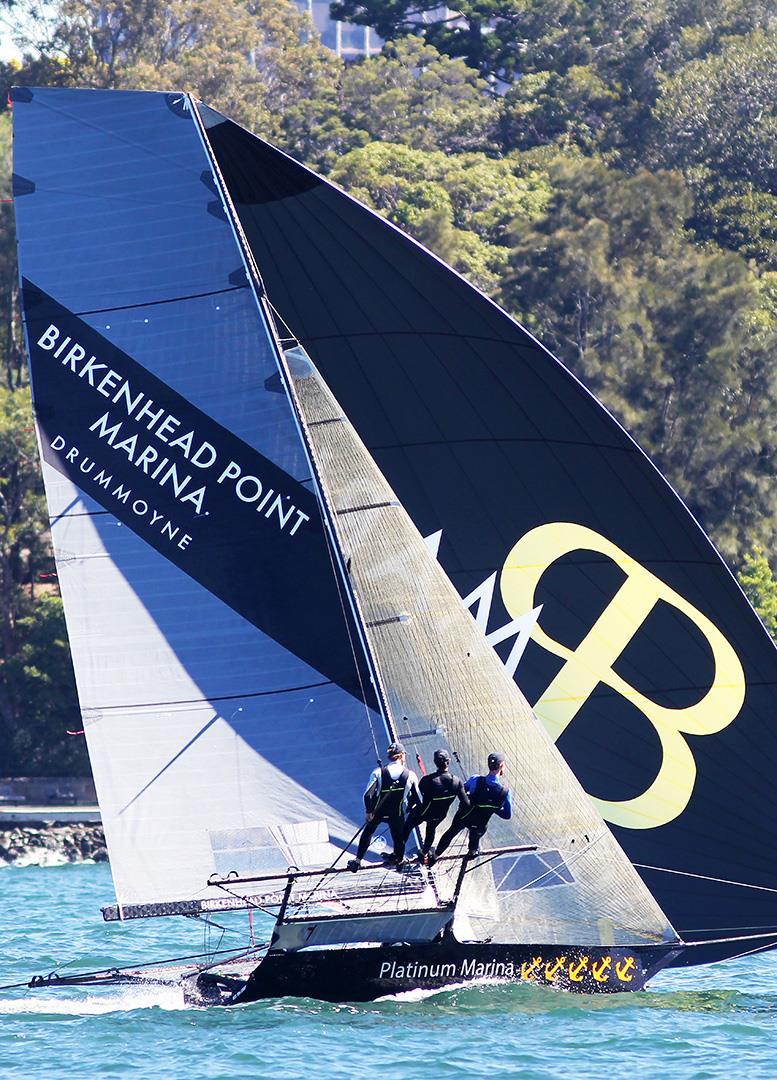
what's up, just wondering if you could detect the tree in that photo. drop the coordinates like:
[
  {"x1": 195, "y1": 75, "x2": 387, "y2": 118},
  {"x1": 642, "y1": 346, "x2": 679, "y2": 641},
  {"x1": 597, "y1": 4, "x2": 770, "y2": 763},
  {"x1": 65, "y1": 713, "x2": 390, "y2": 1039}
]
[
  {"x1": 0, "y1": 384, "x2": 68, "y2": 770},
  {"x1": 339, "y1": 36, "x2": 498, "y2": 154},
  {"x1": 282, "y1": 35, "x2": 501, "y2": 170},
  {"x1": 0, "y1": 114, "x2": 25, "y2": 388},
  {"x1": 2, "y1": 595, "x2": 87, "y2": 776},
  {"x1": 738, "y1": 547, "x2": 777, "y2": 642},
  {"x1": 651, "y1": 26, "x2": 777, "y2": 196},
  {"x1": 501, "y1": 154, "x2": 777, "y2": 560},
  {"x1": 329, "y1": 0, "x2": 530, "y2": 82},
  {"x1": 329, "y1": 141, "x2": 549, "y2": 291},
  {"x1": 18, "y1": 0, "x2": 343, "y2": 141}
]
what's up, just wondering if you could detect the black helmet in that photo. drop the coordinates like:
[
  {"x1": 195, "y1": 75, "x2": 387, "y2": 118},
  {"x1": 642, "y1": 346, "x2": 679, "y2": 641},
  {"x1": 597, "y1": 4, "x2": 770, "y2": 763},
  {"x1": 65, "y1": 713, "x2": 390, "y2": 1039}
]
[
  {"x1": 488, "y1": 752, "x2": 505, "y2": 770},
  {"x1": 433, "y1": 749, "x2": 451, "y2": 769},
  {"x1": 387, "y1": 742, "x2": 405, "y2": 759}
]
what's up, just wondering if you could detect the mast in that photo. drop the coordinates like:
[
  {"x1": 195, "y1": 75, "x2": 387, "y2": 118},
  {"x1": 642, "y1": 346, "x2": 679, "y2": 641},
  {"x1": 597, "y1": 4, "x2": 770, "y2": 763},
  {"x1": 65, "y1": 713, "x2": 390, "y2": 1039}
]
[{"x1": 187, "y1": 96, "x2": 397, "y2": 752}]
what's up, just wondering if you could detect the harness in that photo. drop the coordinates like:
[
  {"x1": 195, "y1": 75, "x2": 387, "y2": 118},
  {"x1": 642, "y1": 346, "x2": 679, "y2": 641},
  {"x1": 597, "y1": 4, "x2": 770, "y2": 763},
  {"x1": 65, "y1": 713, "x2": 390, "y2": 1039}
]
[
  {"x1": 461, "y1": 775, "x2": 507, "y2": 829},
  {"x1": 426, "y1": 778, "x2": 460, "y2": 820},
  {"x1": 372, "y1": 767, "x2": 409, "y2": 818}
]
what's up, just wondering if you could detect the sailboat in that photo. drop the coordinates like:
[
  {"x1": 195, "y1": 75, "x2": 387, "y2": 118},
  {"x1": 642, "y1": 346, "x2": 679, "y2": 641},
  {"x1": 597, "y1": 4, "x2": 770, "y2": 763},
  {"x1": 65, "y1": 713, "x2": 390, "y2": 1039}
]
[{"x1": 11, "y1": 86, "x2": 776, "y2": 1004}]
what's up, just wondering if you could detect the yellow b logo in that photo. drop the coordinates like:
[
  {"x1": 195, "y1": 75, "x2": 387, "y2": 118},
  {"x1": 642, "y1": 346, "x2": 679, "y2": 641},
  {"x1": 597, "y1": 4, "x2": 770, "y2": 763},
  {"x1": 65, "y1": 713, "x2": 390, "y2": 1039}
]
[{"x1": 500, "y1": 523, "x2": 745, "y2": 829}]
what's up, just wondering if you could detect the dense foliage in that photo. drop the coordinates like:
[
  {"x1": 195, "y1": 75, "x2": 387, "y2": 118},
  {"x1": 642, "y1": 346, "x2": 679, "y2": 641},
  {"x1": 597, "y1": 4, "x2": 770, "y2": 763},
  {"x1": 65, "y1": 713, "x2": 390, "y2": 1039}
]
[{"x1": 1, "y1": 0, "x2": 775, "y2": 772}]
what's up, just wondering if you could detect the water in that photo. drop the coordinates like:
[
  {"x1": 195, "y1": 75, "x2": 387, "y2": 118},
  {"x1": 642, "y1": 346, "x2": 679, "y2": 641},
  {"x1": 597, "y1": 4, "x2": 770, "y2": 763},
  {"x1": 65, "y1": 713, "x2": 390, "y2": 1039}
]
[{"x1": 1, "y1": 864, "x2": 776, "y2": 1079}]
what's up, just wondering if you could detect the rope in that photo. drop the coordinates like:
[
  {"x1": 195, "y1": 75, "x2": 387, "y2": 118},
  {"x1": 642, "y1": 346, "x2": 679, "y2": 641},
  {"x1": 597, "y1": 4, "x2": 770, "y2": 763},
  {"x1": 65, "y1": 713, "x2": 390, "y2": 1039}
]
[
  {"x1": 714, "y1": 938, "x2": 777, "y2": 964},
  {"x1": 294, "y1": 822, "x2": 366, "y2": 906},
  {"x1": 317, "y1": 479, "x2": 383, "y2": 761},
  {"x1": 684, "y1": 930, "x2": 777, "y2": 947},
  {"x1": 635, "y1": 863, "x2": 777, "y2": 896}
]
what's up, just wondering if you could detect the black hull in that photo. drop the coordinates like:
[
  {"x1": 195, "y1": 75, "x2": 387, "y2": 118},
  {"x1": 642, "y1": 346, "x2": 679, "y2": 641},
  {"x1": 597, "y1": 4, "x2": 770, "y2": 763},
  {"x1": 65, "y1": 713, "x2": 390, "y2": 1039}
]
[{"x1": 222, "y1": 940, "x2": 680, "y2": 1005}]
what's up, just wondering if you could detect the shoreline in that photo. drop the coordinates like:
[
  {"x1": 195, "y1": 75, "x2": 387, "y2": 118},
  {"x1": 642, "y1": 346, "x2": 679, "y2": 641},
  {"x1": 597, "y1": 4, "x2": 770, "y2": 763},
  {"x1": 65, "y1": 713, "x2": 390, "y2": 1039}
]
[{"x1": 0, "y1": 823, "x2": 107, "y2": 866}]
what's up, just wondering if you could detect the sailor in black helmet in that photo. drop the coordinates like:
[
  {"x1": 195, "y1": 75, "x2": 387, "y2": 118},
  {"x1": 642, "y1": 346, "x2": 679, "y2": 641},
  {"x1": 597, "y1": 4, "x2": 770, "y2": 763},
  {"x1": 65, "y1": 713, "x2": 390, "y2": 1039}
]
[
  {"x1": 402, "y1": 748, "x2": 469, "y2": 864},
  {"x1": 431, "y1": 752, "x2": 512, "y2": 864},
  {"x1": 347, "y1": 742, "x2": 420, "y2": 871}
]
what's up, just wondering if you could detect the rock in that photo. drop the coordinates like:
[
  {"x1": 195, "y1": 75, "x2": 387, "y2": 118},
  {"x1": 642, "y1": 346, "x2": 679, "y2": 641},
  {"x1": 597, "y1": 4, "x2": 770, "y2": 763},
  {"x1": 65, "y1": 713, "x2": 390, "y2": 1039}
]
[{"x1": 0, "y1": 824, "x2": 108, "y2": 865}]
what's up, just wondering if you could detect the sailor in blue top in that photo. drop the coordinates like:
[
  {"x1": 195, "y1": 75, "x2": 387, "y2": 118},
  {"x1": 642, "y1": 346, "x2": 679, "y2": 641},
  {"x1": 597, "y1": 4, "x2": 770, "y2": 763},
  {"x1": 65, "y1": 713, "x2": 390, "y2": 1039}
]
[
  {"x1": 347, "y1": 742, "x2": 421, "y2": 871},
  {"x1": 430, "y1": 752, "x2": 512, "y2": 864}
]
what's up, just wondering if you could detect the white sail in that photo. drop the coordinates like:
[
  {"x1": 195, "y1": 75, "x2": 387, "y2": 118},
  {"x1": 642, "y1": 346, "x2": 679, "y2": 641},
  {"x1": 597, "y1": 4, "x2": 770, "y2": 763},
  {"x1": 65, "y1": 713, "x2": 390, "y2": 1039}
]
[{"x1": 285, "y1": 345, "x2": 677, "y2": 947}]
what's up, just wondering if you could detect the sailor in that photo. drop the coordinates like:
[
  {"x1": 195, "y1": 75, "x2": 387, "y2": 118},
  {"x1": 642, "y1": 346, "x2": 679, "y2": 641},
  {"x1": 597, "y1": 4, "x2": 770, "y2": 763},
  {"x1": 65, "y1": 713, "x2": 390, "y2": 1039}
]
[
  {"x1": 347, "y1": 742, "x2": 420, "y2": 871},
  {"x1": 431, "y1": 752, "x2": 512, "y2": 864},
  {"x1": 402, "y1": 748, "x2": 469, "y2": 864}
]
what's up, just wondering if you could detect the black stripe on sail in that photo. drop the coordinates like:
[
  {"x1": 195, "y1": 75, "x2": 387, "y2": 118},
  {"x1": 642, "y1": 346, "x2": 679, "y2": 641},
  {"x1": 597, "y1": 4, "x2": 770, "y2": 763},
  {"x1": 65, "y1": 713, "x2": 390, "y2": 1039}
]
[{"x1": 21, "y1": 281, "x2": 372, "y2": 704}]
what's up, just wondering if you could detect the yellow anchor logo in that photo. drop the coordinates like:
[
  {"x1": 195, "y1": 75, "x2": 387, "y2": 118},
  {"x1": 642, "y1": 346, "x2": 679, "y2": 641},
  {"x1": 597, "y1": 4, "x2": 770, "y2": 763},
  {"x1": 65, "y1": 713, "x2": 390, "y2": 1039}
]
[
  {"x1": 521, "y1": 956, "x2": 543, "y2": 980},
  {"x1": 616, "y1": 956, "x2": 636, "y2": 982},
  {"x1": 544, "y1": 956, "x2": 567, "y2": 981},
  {"x1": 568, "y1": 957, "x2": 589, "y2": 983},
  {"x1": 592, "y1": 956, "x2": 612, "y2": 982}
]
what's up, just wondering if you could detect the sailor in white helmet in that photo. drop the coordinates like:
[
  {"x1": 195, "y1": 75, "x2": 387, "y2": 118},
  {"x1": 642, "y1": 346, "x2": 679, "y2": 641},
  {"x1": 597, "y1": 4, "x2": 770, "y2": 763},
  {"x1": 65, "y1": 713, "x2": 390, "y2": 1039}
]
[{"x1": 347, "y1": 742, "x2": 420, "y2": 871}]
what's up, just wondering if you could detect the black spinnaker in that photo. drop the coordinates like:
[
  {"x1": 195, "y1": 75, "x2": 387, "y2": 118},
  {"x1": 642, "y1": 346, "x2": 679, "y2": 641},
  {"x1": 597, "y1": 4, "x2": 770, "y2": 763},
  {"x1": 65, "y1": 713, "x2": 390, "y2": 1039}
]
[{"x1": 201, "y1": 104, "x2": 777, "y2": 965}]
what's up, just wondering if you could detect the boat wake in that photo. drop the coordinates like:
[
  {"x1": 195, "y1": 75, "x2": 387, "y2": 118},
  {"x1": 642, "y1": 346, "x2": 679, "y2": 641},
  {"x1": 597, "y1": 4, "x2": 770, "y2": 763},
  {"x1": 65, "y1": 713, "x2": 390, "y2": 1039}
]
[{"x1": 0, "y1": 984, "x2": 188, "y2": 1015}]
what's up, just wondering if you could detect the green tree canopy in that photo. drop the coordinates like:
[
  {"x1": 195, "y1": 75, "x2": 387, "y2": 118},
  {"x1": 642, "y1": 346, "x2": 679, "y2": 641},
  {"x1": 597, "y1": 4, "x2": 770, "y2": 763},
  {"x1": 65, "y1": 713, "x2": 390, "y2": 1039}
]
[
  {"x1": 652, "y1": 25, "x2": 777, "y2": 195},
  {"x1": 738, "y1": 546, "x2": 777, "y2": 642},
  {"x1": 329, "y1": 140, "x2": 549, "y2": 291},
  {"x1": 16, "y1": 0, "x2": 342, "y2": 140},
  {"x1": 501, "y1": 155, "x2": 777, "y2": 559}
]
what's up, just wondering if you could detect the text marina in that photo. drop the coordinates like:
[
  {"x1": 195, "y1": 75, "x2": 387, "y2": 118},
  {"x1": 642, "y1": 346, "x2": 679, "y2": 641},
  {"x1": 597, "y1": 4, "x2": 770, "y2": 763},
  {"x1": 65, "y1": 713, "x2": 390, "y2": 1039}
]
[{"x1": 36, "y1": 322, "x2": 311, "y2": 541}]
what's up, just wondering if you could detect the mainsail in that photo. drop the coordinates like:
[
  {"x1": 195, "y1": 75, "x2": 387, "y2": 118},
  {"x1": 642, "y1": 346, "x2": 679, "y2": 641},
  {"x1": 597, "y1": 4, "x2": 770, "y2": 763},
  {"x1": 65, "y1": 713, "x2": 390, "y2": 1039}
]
[
  {"x1": 12, "y1": 87, "x2": 388, "y2": 910},
  {"x1": 200, "y1": 107, "x2": 777, "y2": 962}
]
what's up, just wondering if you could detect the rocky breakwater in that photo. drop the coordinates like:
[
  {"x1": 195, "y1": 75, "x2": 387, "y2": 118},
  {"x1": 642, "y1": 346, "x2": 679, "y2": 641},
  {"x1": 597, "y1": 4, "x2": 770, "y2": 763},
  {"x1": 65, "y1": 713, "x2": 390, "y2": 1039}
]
[{"x1": 0, "y1": 824, "x2": 108, "y2": 866}]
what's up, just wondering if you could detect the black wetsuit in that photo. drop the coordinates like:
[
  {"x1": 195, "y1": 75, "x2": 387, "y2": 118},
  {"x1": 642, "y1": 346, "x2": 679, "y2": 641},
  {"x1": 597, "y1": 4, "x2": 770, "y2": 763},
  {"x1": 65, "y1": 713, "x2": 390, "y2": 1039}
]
[
  {"x1": 402, "y1": 770, "x2": 469, "y2": 854},
  {"x1": 435, "y1": 775, "x2": 510, "y2": 857},
  {"x1": 355, "y1": 766, "x2": 418, "y2": 861}
]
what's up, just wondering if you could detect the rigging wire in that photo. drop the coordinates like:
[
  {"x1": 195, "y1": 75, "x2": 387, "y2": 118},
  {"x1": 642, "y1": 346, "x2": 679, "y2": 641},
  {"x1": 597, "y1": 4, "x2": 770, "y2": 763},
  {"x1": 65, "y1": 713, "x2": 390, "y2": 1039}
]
[
  {"x1": 634, "y1": 863, "x2": 777, "y2": 896},
  {"x1": 683, "y1": 929, "x2": 777, "y2": 946},
  {"x1": 0, "y1": 944, "x2": 264, "y2": 993}
]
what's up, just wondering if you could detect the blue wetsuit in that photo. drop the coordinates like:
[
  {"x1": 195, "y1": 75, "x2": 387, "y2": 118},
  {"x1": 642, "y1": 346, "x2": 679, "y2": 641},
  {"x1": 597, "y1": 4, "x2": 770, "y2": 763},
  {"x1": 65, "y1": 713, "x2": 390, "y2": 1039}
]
[{"x1": 434, "y1": 773, "x2": 512, "y2": 857}]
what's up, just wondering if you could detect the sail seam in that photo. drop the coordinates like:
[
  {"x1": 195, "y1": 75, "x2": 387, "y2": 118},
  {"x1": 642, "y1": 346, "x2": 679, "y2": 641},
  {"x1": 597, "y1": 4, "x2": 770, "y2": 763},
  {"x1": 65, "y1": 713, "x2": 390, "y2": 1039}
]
[
  {"x1": 85, "y1": 679, "x2": 335, "y2": 712},
  {"x1": 75, "y1": 284, "x2": 248, "y2": 317},
  {"x1": 367, "y1": 436, "x2": 640, "y2": 452}
]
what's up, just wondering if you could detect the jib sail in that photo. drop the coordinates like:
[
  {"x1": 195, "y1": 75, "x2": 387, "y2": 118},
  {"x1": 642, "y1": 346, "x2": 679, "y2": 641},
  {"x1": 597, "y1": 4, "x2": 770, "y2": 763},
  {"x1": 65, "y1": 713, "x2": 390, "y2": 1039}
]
[{"x1": 283, "y1": 343, "x2": 675, "y2": 947}]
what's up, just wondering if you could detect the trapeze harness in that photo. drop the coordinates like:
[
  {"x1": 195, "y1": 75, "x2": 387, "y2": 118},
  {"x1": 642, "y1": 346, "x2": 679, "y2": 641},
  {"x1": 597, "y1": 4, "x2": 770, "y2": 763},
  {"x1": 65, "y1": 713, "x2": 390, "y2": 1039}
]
[
  {"x1": 355, "y1": 766, "x2": 410, "y2": 861},
  {"x1": 404, "y1": 772, "x2": 468, "y2": 852},
  {"x1": 435, "y1": 775, "x2": 508, "y2": 857}
]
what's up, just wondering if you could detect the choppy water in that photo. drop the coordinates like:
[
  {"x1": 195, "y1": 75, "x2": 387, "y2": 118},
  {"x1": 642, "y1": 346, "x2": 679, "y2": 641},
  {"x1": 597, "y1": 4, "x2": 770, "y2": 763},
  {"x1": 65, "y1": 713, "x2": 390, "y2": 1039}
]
[{"x1": 2, "y1": 863, "x2": 776, "y2": 1079}]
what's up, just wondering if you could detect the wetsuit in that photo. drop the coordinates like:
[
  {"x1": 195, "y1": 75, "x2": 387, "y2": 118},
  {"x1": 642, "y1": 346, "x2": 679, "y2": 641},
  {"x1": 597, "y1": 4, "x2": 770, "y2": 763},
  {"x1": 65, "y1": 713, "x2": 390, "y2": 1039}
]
[
  {"x1": 434, "y1": 773, "x2": 512, "y2": 858},
  {"x1": 402, "y1": 770, "x2": 470, "y2": 855},
  {"x1": 355, "y1": 761, "x2": 420, "y2": 862}
]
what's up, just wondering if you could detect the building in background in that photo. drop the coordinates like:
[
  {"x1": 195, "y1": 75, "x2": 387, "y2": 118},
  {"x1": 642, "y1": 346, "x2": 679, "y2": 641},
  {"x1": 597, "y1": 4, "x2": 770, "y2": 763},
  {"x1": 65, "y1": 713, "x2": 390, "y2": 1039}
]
[{"x1": 295, "y1": 0, "x2": 382, "y2": 59}]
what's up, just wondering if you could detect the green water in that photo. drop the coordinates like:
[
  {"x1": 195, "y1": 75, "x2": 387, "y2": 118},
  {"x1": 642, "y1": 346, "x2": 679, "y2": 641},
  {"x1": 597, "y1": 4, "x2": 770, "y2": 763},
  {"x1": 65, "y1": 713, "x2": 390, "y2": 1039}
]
[{"x1": 1, "y1": 863, "x2": 774, "y2": 1079}]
